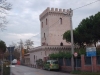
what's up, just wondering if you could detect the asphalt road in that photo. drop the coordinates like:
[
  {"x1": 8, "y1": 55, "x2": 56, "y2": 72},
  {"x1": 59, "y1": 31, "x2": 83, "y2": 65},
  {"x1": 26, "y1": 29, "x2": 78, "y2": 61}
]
[{"x1": 11, "y1": 65, "x2": 75, "y2": 75}]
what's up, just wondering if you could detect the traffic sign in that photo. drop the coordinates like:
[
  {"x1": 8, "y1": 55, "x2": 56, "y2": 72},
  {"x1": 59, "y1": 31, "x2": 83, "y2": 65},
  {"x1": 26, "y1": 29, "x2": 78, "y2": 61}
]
[
  {"x1": 86, "y1": 47, "x2": 96, "y2": 57},
  {"x1": 74, "y1": 52, "x2": 78, "y2": 57},
  {"x1": 7, "y1": 47, "x2": 15, "y2": 53}
]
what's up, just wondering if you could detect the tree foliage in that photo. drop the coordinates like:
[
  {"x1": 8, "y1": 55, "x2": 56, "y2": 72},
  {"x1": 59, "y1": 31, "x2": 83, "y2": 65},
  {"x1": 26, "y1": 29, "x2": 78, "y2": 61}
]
[
  {"x1": 63, "y1": 12, "x2": 100, "y2": 47},
  {"x1": 12, "y1": 49, "x2": 20, "y2": 59},
  {"x1": 24, "y1": 39, "x2": 34, "y2": 48},
  {"x1": 36, "y1": 59, "x2": 43, "y2": 67},
  {"x1": 49, "y1": 52, "x2": 72, "y2": 59},
  {"x1": 63, "y1": 30, "x2": 71, "y2": 43},
  {"x1": 0, "y1": 0, "x2": 12, "y2": 30},
  {"x1": 0, "y1": 40, "x2": 6, "y2": 54}
]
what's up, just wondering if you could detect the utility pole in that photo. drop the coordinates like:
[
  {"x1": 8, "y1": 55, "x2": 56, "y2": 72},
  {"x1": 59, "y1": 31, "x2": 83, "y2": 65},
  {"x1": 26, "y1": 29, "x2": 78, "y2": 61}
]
[
  {"x1": 70, "y1": 8, "x2": 74, "y2": 71},
  {"x1": 63, "y1": 8, "x2": 74, "y2": 71}
]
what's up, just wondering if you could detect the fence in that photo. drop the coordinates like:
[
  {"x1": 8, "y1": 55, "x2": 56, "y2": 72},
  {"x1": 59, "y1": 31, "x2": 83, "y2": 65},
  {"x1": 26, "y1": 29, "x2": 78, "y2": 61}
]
[{"x1": 58, "y1": 55, "x2": 100, "y2": 72}]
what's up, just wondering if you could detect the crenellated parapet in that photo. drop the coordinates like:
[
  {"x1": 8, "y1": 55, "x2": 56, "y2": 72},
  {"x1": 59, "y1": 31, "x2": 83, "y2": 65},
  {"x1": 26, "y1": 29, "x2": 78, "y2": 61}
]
[
  {"x1": 29, "y1": 45, "x2": 79, "y2": 53},
  {"x1": 39, "y1": 7, "x2": 73, "y2": 20}
]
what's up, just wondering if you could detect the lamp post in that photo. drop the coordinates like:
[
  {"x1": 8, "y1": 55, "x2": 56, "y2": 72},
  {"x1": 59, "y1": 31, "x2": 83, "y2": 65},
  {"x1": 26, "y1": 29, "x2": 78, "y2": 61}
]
[{"x1": 64, "y1": 8, "x2": 74, "y2": 71}]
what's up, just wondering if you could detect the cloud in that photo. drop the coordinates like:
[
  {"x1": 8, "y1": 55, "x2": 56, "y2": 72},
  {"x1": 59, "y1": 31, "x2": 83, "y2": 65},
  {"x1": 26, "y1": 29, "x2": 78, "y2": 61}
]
[
  {"x1": 0, "y1": 32, "x2": 40, "y2": 46},
  {"x1": 7, "y1": 33, "x2": 38, "y2": 39}
]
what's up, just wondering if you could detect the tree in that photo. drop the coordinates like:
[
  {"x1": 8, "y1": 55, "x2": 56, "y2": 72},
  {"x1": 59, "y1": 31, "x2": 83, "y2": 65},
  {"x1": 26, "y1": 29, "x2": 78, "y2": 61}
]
[
  {"x1": 0, "y1": 40, "x2": 6, "y2": 59},
  {"x1": 63, "y1": 12, "x2": 100, "y2": 47},
  {"x1": 92, "y1": 12, "x2": 100, "y2": 46},
  {"x1": 12, "y1": 49, "x2": 20, "y2": 60},
  {"x1": 63, "y1": 29, "x2": 85, "y2": 47},
  {"x1": 63, "y1": 30, "x2": 71, "y2": 43},
  {"x1": 0, "y1": 40, "x2": 6, "y2": 54},
  {"x1": 76, "y1": 12, "x2": 100, "y2": 47},
  {"x1": 3, "y1": 50, "x2": 9, "y2": 59},
  {"x1": 0, "y1": 0, "x2": 12, "y2": 30},
  {"x1": 24, "y1": 39, "x2": 34, "y2": 52}
]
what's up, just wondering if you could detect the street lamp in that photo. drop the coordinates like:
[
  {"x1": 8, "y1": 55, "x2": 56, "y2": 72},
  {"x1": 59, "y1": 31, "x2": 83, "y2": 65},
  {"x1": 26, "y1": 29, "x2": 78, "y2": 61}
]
[{"x1": 64, "y1": 8, "x2": 74, "y2": 71}]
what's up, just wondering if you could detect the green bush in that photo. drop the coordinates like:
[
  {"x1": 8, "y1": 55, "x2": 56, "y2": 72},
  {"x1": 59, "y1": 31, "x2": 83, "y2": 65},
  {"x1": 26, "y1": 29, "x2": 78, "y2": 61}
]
[
  {"x1": 75, "y1": 48, "x2": 86, "y2": 56},
  {"x1": 3, "y1": 65, "x2": 10, "y2": 75},
  {"x1": 36, "y1": 59, "x2": 43, "y2": 68},
  {"x1": 49, "y1": 51, "x2": 72, "y2": 59},
  {"x1": 0, "y1": 61, "x2": 10, "y2": 75}
]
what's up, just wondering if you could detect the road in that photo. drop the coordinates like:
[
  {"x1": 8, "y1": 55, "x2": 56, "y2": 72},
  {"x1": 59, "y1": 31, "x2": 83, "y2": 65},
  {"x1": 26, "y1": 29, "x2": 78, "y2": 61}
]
[{"x1": 11, "y1": 65, "x2": 75, "y2": 75}]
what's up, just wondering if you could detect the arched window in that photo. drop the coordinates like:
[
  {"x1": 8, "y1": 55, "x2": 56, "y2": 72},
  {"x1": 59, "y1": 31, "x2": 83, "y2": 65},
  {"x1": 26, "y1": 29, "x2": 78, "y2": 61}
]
[
  {"x1": 46, "y1": 19, "x2": 47, "y2": 25},
  {"x1": 60, "y1": 18, "x2": 62, "y2": 24},
  {"x1": 42, "y1": 22, "x2": 43, "y2": 28}
]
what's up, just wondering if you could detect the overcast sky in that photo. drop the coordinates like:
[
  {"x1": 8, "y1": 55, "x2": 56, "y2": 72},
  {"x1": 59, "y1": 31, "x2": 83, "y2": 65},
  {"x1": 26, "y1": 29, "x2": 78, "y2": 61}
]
[{"x1": 0, "y1": 0, "x2": 100, "y2": 47}]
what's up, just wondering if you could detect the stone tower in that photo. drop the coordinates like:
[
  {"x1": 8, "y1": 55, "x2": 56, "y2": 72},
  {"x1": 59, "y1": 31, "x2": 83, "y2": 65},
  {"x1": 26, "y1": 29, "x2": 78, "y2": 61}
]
[{"x1": 39, "y1": 7, "x2": 73, "y2": 46}]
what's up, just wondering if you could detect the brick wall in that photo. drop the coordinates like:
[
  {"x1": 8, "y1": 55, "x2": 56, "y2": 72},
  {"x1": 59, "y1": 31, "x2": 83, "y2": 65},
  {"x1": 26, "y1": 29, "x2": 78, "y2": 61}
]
[{"x1": 60, "y1": 55, "x2": 100, "y2": 72}]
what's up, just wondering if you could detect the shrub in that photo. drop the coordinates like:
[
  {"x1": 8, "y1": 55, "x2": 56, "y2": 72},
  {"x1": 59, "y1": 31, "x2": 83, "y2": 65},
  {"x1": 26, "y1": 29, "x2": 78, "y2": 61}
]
[
  {"x1": 0, "y1": 61, "x2": 10, "y2": 75},
  {"x1": 49, "y1": 51, "x2": 72, "y2": 59},
  {"x1": 36, "y1": 59, "x2": 43, "y2": 68}
]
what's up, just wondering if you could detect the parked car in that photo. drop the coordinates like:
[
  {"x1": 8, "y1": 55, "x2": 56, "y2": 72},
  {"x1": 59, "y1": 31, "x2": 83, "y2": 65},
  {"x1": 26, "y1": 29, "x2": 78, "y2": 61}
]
[
  {"x1": 43, "y1": 60, "x2": 59, "y2": 71},
  {"x1": 12, "y1": 59, "x2": 17, "y2": 65}
]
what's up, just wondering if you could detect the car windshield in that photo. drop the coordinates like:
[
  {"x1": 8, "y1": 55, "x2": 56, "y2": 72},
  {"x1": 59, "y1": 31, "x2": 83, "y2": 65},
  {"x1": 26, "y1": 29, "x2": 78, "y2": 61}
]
[{"x1": 52, "y1": 61, "x2": 58, "y2": 64}]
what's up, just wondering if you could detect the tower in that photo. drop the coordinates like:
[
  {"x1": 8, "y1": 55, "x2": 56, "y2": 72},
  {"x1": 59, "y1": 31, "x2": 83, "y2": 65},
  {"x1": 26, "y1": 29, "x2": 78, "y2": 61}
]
[{"x1": 39, "y1": 7, "x2": 73, "y2": 46}]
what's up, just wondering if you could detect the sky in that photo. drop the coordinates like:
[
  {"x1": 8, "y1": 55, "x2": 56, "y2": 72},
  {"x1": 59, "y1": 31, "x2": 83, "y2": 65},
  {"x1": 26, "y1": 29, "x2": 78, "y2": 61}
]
[{"x1": 0, "y1": 0, "x2": 100, "y2": 47}]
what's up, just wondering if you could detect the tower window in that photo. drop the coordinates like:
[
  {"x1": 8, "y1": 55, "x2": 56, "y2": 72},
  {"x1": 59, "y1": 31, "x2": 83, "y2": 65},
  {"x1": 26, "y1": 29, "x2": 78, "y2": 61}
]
[
  {"x1": 60, "y1": 18, "x2": 62, "y2": 24},
  {"x1": 42, "y1": 22, "x2": 43, "y2": 28},
  {"x1": 34, "y1": 55, "x2": 35, "y2": 61},
  {"x1": 44, "y1": 33, "x2": 45, "y2": 38},
  {"x1": 46, "y1": 19, "x2": 47, "y2": 25}
]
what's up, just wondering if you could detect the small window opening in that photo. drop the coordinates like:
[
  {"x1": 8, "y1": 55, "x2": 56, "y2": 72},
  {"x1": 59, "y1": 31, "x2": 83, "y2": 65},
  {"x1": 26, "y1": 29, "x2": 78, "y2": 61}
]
[
  {"x1": 60, "y1": 18, "x2": 62, "y2": 24},
  {"x1": 46, "y1": 19, "x2": 47, "y2": 25}
]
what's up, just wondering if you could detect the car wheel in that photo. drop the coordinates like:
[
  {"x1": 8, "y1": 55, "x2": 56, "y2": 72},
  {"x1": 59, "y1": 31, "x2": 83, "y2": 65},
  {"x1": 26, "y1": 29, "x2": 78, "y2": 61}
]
[{"x1": 48, "y1": 68, "x2": 51, "y2": 71}]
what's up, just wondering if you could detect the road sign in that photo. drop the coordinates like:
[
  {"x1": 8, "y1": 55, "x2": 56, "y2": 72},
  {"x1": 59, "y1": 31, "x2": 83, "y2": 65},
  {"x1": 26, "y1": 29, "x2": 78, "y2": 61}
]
[
  {"x1": 7, "y1": 47, "x2": 15, "y2": 53},
  {"x1": 86, "y1": 47, "x2": 96, "y2": 57},
  {"x1": 74, "y1": 52, "x2": 78, "y2": 57}
]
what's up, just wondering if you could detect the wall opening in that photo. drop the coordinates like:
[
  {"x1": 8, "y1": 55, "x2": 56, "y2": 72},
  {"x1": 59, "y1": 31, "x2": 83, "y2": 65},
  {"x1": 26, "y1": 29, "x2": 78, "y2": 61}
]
[
  {"x1": 46, "y1": 19, "x2": 47, "y2": 25},
  {"x1": 60, "y1": 18, "x2": 62, "y2": 24}
]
